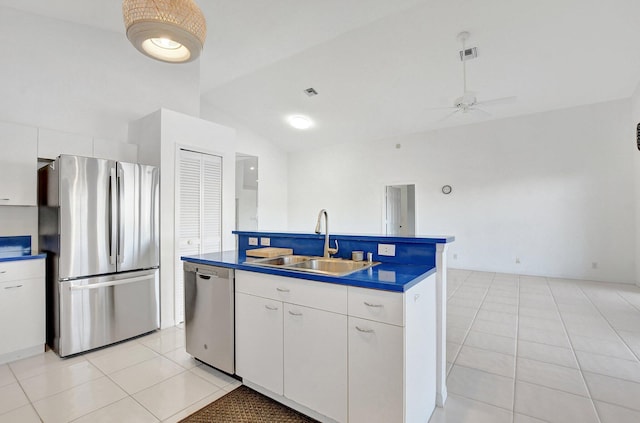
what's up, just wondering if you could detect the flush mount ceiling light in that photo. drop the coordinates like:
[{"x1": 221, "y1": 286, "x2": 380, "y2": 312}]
[
  {"x1": 122, "y1": 0, "x2": 207, "y2": 63},
  {"x1": 287, "y1": 115, "x2": 314, "y2": 130}
]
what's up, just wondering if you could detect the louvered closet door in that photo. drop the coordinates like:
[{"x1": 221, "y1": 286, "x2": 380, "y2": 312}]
[{"x1": 175, "y1": 149, "x2": 223, "y2": 323}]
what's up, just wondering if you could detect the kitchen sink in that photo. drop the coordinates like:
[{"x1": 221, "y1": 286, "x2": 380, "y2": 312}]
[
  {"x1": 246, "y1": 255, "x2": 379, "y2": 277},
  {"x1": 249, "y1": 255, "x2": 314, "y2": 266}
]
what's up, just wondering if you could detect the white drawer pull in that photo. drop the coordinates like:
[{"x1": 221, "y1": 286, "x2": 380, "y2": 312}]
[
  {"x1": 364, "y1": 301, "x2": 383, "y2": 308},
  {"x1": 288, "y1": 310, "x2": 303, "y2": 316},
  {"x1": 276, "y1": 287, "x2": 290, "y2": 293},
  {"x1": 4, "y1": 284, "x2": 23, "y2": 289},
  {"x1": 265, "y1": 305, "x2": 278, "y2": 311},
  {"x1": 356, "y1": 326, "x2": 374, "y2": 333}
]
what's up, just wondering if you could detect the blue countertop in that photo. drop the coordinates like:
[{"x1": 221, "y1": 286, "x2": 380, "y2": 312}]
[
  {"x1": 0, "y1": 254, "x2": 46, "y2": 263},
  {"x1": 181, "y1": 251, "x2": 435, "y2": 292}
]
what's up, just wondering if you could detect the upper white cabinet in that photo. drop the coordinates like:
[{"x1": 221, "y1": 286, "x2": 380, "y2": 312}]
[
  {"x1": 93, "y1": 138, "x2": 138, "y2": 162},
  {"x1": 0, "y1": 122, "x2": 37, "y2": 206},
  {"x1": 37, "y1": 128, "x2": 92, "y2": 160},
  {"x1": 38, "y1": 128, "x2": 139, "y2": 162}
]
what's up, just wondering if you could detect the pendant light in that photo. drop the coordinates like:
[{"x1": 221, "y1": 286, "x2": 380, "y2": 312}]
[{"x1": 122, "y1": 0, "x2": 207, "y2": 63}]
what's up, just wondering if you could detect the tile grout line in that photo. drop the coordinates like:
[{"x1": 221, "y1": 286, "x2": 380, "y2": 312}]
[
  {"x1": 447, "y1": 272, "x2": 495, "y2": 376},
  {"x1": 547, "y1": 278, "x2": 602, "y2": 423},
  {"x1": 511, "y1": 274, "x2": 521, "y2": 423},
  {"x1": 575, "y1": 283, "x2": 640, "y2": 364},
  {"x1": 4, "y1": 359, "x2": 42, "y2": 421}
]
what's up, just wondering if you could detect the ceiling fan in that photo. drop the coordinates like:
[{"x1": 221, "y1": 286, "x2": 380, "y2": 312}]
[{"x1": 434, "y1": 31, "x2": 516, "y2": 121}]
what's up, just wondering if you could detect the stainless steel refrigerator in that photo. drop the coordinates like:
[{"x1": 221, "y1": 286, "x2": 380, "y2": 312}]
[{"x1": 38, "y1": 155, "x2": 160, "y2": 357}]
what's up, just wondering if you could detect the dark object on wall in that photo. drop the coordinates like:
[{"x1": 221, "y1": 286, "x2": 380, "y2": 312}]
[
  {"x1": 442, "y1": 185, "x2": 452, "y2": 195},
  {"x1": 637, "y1": 123, "x2": 640, "y2": 151}
]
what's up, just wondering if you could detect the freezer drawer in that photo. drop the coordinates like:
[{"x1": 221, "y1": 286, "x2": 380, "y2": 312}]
[
  {"x1": 56, "y1": 269, "x2": 159, "y2": 357},
  {"x1": 184, "y1": 263, "x2": 235, "y2": 374}
]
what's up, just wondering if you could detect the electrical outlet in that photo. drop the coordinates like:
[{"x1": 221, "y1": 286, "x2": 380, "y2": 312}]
[
  {"x1": 453, "y1": 253, "x2": 458, "y2": 260},
  {"x1": 260, "y1": 237, "x2": 271, "y2": 246},
  {"x1": 515, "y1": 257, "x2": 520, "y2": 264},
  {"x1": 378, "y1": 244, "x2": 396, "y2": 256},
  {"x1": 248, "y1": 237, "x2": 258, "y2": 246},
  {"x1": 592, "y1": 262, "x2": 598, "y2": 269}
]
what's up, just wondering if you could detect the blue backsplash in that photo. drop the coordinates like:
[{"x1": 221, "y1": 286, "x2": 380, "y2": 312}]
[
  {"x1": 0, "y1": 236, "x2": 31, "y2": 258},
  {"x1": 233, "y1": 231, "x2": 454, "y2": 268}
]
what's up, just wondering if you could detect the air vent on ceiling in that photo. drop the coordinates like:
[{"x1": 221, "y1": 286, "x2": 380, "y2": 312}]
[
  {"x1": 459, "y1": 47, "x2": 478, "y2": 61},
  {"x1": 304, "y1": 88, "x2": 318, "y2": 97}
]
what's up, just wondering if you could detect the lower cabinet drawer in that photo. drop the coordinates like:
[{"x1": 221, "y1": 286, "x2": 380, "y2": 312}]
[
  {"x1": 236, "y1": 270, "x2": 347, "y2": 314},
  {"x1": 0, "y1": 259, "x2": 44, "y2": 283},
  {"x1": 348, "y1": 286, "x2": 405, "y2": 326}
]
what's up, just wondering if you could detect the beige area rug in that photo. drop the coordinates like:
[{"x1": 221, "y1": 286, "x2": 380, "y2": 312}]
[{"x1": 179, "y1": 385, "x2": 319, "y2": 423}]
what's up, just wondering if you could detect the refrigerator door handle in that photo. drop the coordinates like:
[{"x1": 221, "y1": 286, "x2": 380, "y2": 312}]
[
  {"x1": 117, "y1": 165, "x2": 124, "y2": 265},
  {"x1": 68, "y1": 274, "x2": 155, "y2": 291},
  {"x1": 109, "y1": 167, "x2": 117, "y2": 265}
]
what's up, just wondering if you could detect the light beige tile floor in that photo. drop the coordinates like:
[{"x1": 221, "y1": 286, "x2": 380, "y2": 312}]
[
  {"x1": 2, "y1": 270, "x2": 640, "y2": 422},
  {"x1": 430, "y1": 269, "x2": 640, "y2": 423},
  {"x1": 0, "y1": 325, "x2": 240, "y2": 423}
]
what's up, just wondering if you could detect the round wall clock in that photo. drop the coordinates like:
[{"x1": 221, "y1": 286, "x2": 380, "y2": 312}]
[{"x1": 442, "y1": 185, "x2": 452, "y2": 195}]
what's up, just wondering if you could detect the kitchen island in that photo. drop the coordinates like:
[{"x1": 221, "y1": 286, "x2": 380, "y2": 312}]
[{"x1": 182, "y1": 231, "x2": 454, "y2": 423}]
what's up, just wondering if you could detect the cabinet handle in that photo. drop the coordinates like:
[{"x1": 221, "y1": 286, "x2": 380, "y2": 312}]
[
  {"x1": 288, "y1": 310, "x2": 303, "y2": 316},
  {"x1": 4, "y1": 284, "x2": 23, "y2": 290},
  {"x1": 276, "y1": 287, "x2": 290, "y2": 293},
  {"x1": 364, "y1": 301, "x2": 383, "y2": 308},
  {"x1": 265, "y1": 305, "x2": 279, "y2": 311},
  {"x1": 0, "y1": 198, "x2": 10, "y2": 201},
  {"x1": 355, "y1": 326, "x2": 374, "y2": 333},
  {"x1": 0, "y1": 270, "x2": 7, "y2": 274}
]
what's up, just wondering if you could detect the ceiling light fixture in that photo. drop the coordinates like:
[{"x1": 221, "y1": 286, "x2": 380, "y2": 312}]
[
  {"x1": 122, "y1": 0, "x2": 207, "y2": 63},
  {"x1": 287, "y1": 115, "x2": 314, "y2": 130}
]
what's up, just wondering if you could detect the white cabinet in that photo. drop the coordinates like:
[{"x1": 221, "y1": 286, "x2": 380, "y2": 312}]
[
  {"x1": 235, "y1": 292, "x2": 283, "y2": 395},
  {"x1": 236, "y1": 270, "x2": 348, "y2": 422},
  {"x1": 0, "y1": 259, "x2": 45, "y2": 364},
  {"x1": 0, "y1": 122, "x2": 37, "y2": 206},
  {"x1": 37, "y1": 128, "x2": 93, "y2": 160},
  {"x1": 348, "y1": 278, "x2": 436, "y2": 423},
  {"x1": 284, "y1": 303, "x2": 347, "y2": 423},
  {"x1": 348, "y1": 317, "x2": 404, "y2": 423},
  {"x1": 235, "y1": 270, "x2": 436, "y2": 423}
]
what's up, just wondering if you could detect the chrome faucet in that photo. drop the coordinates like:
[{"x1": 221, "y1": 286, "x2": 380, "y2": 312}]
[{"x1": 315, "y1": 209, "x2": 338, "y2": 258}]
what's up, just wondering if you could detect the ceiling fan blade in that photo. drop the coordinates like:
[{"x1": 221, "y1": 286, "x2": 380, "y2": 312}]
[
  {"x1": 475, "y1": 96, "x2": 517, "y2": 107},
  {"x1": 425, "y1": 105, "x2": 457, "y2": 111},
  {"x1": 438, "y1": 109, "x2": 461, "y2": 122},
  {"x1": 467, "y1": 107, "x2": 492, "y2": 118}
]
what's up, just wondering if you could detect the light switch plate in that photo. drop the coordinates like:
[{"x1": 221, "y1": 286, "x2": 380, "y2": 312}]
[
  {"x1": 260, "y1": 237, "x2": 271, "y2": 246},
  {"x1": 378, "y1": 244, "x2": 396, "y2": 256},
  {"x1": 248, "y1": 237, "x2": 258, "y2": 246}
]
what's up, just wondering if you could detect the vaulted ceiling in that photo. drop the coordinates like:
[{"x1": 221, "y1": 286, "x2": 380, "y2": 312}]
[{"x1": 2, "y1": 0, "x2": 640, "y2": 151}]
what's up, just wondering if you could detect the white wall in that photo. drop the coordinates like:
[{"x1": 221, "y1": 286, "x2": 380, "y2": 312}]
[
  {"x1": 129, "y1": 109, "x2": 236, "y2": 328},
  {"x1": 288, "y1": 99, "x2": 636, "y2": 284},
  {"x1": 201, "y1": 102, "x2": 289, "y2": 231},
  {"x1": 0, "y1": 6, "x2": 200, "y2": 142},
  {"x1": 631, "y1": 84, "x2": 640, "y2": 287}
]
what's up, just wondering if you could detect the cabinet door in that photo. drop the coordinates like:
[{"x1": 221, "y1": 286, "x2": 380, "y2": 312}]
[
  {"x1": 0, "y1": 277, "x2": 45, "y2": 356},
  {"x1": 235, "y1": 292, "x2": 283, "y2": 395},
  {"x1": 349, "y1": 317, "x2": 404, "y2": 423},
  {"x1": 0, "y1": 122, "x2": 37, "y2": 206},
  {"x1": 284, "y1": 304, "x2": 347, "y2": 423}
]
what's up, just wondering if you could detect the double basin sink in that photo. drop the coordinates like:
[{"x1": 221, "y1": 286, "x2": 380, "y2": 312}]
[{"x1": 246, "y1": 255, "x2": 379, "y2": 277}]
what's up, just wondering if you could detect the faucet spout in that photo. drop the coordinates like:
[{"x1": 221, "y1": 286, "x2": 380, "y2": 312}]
[{"x1": 315, "y1": 209, "x2": 338, "y2": 258}]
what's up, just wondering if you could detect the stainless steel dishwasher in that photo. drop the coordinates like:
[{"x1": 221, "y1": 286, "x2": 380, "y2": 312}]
[{"x1": 183, "y1": 262, "x2": 235, "y2": 374}]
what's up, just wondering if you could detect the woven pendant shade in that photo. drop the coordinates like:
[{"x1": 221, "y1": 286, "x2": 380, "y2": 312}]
[{"x1": 123, "y1": 0, "x2": 207, "y2": 63}]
